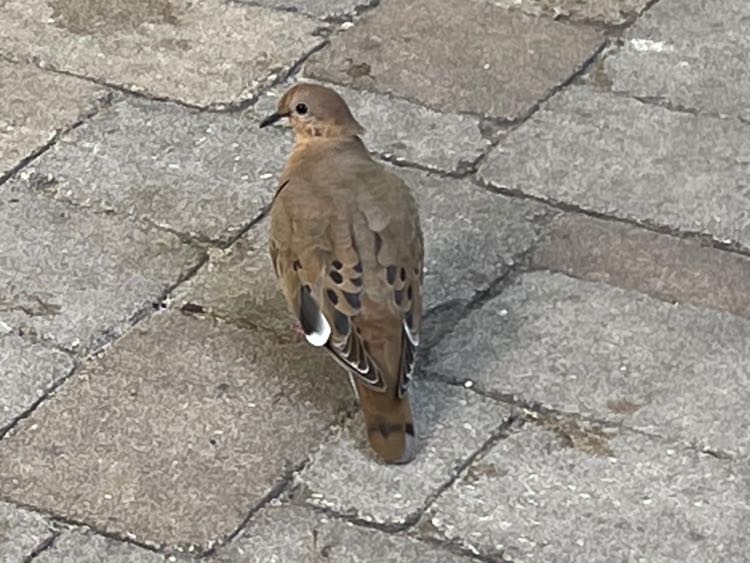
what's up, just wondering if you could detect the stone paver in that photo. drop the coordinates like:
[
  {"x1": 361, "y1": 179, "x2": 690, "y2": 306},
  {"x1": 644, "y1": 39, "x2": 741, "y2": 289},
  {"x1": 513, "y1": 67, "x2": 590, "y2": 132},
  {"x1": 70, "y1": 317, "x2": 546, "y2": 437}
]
[
  {"x1": 0, "y1": 0, "x2": 322, "y2": 107},
  {"x1": 0, "y1": 189, "x2": 200, "y2": 351},
  {"x1": 0, "y1": 501, "x2": 54, "y2": 563},
  {"x1": 35, "y1": 530, "x2": 166, "y2": 563},
  {"x1": 0, "y1": 60, "x2": 106, "y2": 178},
  {"x1": 533, "y1": 213, "x2": 750, "y2": 319},
  {"x1": 178, "y1": 169, "x2": 551, "y2": 319},
  {"x1": 0, "y1": 310, "x2": 351, "y2": 549},
  {"x1": 423, "y1": 423, "x2": 750, "y2": 562},
  {"x1": 479, "y1": 86, "x2": 750, "y2": 247},
  {"x1": 491, "y1": 0, "x2": 650, "y2": 24},
  {"x1": 606, "y1": 0, "x2": 750, "y2": 120},
  {"x1": 22, "y1": 97, "x2": 290, "y2": 243},
  {"x1": 215, "y1": 505, "x2": 472, "y2": 562},
  {"x1": 239, "y1": 0, "x2": 375, "y2": 19},
  {"x1": 305, "y1": 0, "x2": 603, "y2": 119},
  {"x1": 0, "y1": 332, "x2": 74, "y2": 432},
  {"x1": 297, "y1": 381, "x2": 513, "y2": 525},
  {"x1": 252, "y1": 82, "x2": 489, "y2": 173},
  {"x1": 432, "y1": 272, "x2": 750, "y2": 456}
]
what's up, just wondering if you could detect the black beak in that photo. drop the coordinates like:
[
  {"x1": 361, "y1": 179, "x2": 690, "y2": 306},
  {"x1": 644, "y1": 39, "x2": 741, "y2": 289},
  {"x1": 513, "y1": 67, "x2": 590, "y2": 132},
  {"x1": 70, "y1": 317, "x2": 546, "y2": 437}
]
[{"x1": 259, "y1": 112, "x2": 287, "y2": 128}]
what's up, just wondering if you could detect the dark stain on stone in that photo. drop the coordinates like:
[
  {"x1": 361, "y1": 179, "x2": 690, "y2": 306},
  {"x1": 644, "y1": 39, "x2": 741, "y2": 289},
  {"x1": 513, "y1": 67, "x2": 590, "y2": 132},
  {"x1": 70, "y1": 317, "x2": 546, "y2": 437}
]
[
  {"x1": 607, "y1": 398, "x2": 640, "y2": 415},
  {"x1": 48, "y1": 0, "x2": 182, "y2": 36},
  {"x1": 346, "y1": 61, "x2": 372, "y2": 79},
  {"x1": 465, "y1": 461, "x2": 508, "y2": 484},
  {"x1": 534, "y1": 413, "x2": 616, "y2": 458}
]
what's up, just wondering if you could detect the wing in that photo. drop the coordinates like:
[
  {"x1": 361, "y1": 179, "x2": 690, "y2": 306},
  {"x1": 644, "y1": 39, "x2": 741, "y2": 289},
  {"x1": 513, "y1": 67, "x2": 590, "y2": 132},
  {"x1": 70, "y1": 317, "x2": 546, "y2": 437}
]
[{"x1": 270, "y1": 164, "x2": 423, "y2": 397}]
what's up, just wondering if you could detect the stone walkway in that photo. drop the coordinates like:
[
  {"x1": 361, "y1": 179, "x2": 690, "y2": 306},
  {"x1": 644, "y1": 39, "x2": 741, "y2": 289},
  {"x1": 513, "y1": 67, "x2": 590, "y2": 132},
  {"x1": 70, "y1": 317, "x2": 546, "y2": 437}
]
[{"x1": 1, "y1": 0, "x2": 749, "y2": 561}]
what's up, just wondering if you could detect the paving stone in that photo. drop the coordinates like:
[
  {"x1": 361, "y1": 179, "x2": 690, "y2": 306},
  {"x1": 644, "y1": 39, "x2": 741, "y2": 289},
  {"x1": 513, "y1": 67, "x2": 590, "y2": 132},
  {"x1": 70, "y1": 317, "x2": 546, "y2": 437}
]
[
  {"x1": 605, "y1": 0, "x2": 750, "y2": 120},
  {"x1": 532, "y1": 214, "x2": 750, "y2": 319},
  {"x1": 239, "y1": 0, "x2": 375, "y2": 19},
  {"x1": 22, "y1": 97, "x2": 291, "y2": 242},
  {"x1": 479, "y1": 86, "x2": 750, "y2": 247},
  {"x1": 215, "y1": 505, "x2": 472, "y2": 562},
  {"x1": 0, "y1": 310, "x2": 351, "y2": 549},
  {"x1": 0, "y1": 332, "x2": 74, "y2": 432},
  {"x1": 431, "y1": 272, "x2": 750, "y2": 456},
  {"x1": 0, "y1": 189, "x2": 200, "y2": 351},
  {"x1": 0, "y1": 0, "x2": 322, "y2": 107},
  {"x1": 0, "y1": 501, "x2": 54, "y2": 563},
  {"x1": 305, "y1": 0, "x2": 602, "y2": 119},
  {"x1": 423, "y1": 424, "x2": 750, "y2": 562},
  {"x1": 35, "y1": 530, "x2": 166, "y2": 563},
  {"x1": 252, "y1": 81, "x2": 489, "y2": 173},
  {"x1": 0, "y1": 60, "x2": 107, "y2": 178},
  {"x1": 178, "y1": 169, "x2": 550, "y2": 320},
  {"x1": 490, "y1": 0, "x2": 649, "y2": 24},
  {"x1": 297, "y1": 381, "x2": 513, "y2": 525}
]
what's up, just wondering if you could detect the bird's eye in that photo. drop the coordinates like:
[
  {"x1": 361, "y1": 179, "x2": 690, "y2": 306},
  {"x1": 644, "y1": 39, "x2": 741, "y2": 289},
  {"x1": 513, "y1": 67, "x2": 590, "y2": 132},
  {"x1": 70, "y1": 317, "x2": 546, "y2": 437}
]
[{"x1": 295, "y1": 103, "x2": 308, "y2": 115}]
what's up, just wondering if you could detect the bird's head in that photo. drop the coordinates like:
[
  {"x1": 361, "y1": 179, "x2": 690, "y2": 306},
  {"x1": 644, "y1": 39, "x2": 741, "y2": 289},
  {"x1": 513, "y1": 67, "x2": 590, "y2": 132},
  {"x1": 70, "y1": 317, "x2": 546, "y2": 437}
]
[{"x1": 259, "y1": 83, "x2": 364, "y2": 140}]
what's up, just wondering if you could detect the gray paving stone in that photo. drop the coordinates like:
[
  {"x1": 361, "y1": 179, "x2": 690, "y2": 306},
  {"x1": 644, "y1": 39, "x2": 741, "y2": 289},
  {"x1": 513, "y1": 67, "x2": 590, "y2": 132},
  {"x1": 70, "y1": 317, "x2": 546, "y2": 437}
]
[
  {"x1": 215, "y1": 505, "x2": 472, "y2": 562},
  {"x1": 178, "y1": 170, "x2": 550, "y2": 320},
  {"x1": 0, "y1": 310, "x2": 351, "y2": 549},
  {"x1": 0, "y1": 0, "x2": 322, "y2": 107},
  {"x1": 479, "y1": 86, "x2": 750, "y2": 247},
  {"x1": 0, "y1": 501, "x2": 54, "y2": 563},
  {"x1": 305, "y1": 0, "x2": 602, "y2": 119},
  {"x1": 0, "y1": 60, "x2": 107, "y2": 178},
  {"x1": 297, "y1": 381, "x2": 513, "y2": 525},
  {"x1": 532, "y1": 213, "x2": 750, "y2": 320},
  {"x1": 239, "y1": 0, "x2": 374, "y2": 19},
  {"x1": 253, "y1": 81, "x2": 489, "y2": 173},
  {"x1": 605, "y1": 0, "x2": 750, "y2": 120},
  {"x1": 0, "y1": 189, "x2": 200, "y2": 351},
  {"x1": 22, "y1": 97, "x2": 291, "y2": 242},
  {"x1": 490, "y1": 0, "x2": 650, "y2": 24},
  {"x1": 423, "y1": 423, "x2": 750, "y2": 562},
  {"x1": 0, "y1": 332, "x2": 74, "y2": 432},
  {"x1": 35, "y1": 530, "x2": 166, "y2": 563},
  {"x1": 431, "y1": 272, "x2": 750, "y2": 456}
]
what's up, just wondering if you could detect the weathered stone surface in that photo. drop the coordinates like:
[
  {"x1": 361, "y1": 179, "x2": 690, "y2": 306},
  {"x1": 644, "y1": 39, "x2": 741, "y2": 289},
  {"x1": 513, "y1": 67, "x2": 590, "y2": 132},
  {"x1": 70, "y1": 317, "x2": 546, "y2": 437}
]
[
  {"x1": 606, "y1": 0, "x2": 750, "y2": 120},
  {"x1": 240, "y1": 0, "x2": 374, "y2": 19},
  {"x1": 479, "y1": 87, "x2": 750, "y2": 247},
  {"x1": 35, "y1": 531, "x2": 166, "y2": 563},
  {"x1": 0, "y1": 501, "x2": 54, "y2": 563},
  {"x1": 533, "y1": 214, "x2": 750, "y2": 319},
  {"x1": 0, "y1": 310, "x2": 350, "y2": 548},
  {"x1": 23, "y1": 97, "x2": 290, "y2": 242},
  {"x1": 215, "y1": 505, "x2": 472, "y2": 562},
  {"x1": 0, "y1": 332, "x2": 74, "y2": 432},
  {"x1": 431, "y1": 272, "x2": 750, "y2": 456},
  {"x1": 305, "y1": 0, "x2": 602, "y2": 119},
  {"x1": 0, "y1": 189, "x2": 200, "y2": 351},
  {"x1": 0, "y1": 0, "x2": 322, "y2": 107},
  {"x1": 253, "y1": 81, "x2": 489, "y2": 173},
  {"x1": 178, "y1": 170, "x2": 551, "y2": 320},
  {"x1": 297, "y1": 381, "x2": 513, "y2": 525},
  {"x1": 491, "y1": 0, "x2": 649, "y2": 24},
  {"x1": 423, "y1": 424, "x2": 750, "y2": 562},
  {"x1": 0, "y1": 60, "x2": 106, "y2": 178}
]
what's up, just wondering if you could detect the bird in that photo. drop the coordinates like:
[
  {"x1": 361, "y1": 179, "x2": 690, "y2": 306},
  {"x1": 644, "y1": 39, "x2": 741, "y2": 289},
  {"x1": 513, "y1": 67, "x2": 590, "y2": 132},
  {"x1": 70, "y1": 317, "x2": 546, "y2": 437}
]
[{"x1": 259, "y1": 83, "x2": 424, "y2": 464}]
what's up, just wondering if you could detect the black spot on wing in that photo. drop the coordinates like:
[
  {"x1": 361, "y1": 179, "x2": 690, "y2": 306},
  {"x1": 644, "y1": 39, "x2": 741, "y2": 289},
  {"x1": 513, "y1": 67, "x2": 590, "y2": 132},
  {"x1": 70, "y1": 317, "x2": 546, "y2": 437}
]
[
  {"x1": 326, "y1": 289, "x2": 339, "y2": 305},
  {"x1": 334, "y1": 310, "x2": 350, "y2": 334},
  {"x1": 343, "y1": 291, "x2": 361, "y2": 309},
  {"x1": 329, "y1": 270, "x2": 343, "y2": 284},
  {"x1": 386, "y1": 265, "x2": 397, "y2": 284}
]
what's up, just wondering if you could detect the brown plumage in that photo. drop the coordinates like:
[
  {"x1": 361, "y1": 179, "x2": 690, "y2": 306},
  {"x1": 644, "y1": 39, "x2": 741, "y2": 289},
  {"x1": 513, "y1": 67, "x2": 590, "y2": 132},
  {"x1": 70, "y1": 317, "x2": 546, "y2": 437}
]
[{"x1": 260, "y1": 83, "x2": 423, "y2": 463}]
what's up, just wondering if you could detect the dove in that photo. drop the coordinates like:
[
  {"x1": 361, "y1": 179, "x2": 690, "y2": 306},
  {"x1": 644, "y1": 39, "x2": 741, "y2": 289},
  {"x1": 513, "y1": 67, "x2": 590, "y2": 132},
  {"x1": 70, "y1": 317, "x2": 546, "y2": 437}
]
[{"x1": 260, "y1": 83, "x2": 423, "y2": 464}]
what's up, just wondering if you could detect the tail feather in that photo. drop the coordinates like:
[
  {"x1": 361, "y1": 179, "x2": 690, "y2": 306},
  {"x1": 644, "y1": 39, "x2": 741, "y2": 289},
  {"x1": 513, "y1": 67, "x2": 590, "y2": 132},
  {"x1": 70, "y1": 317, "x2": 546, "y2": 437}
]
[{"x1": 355, "y1": 381, "x2": 415, "y2": 464}]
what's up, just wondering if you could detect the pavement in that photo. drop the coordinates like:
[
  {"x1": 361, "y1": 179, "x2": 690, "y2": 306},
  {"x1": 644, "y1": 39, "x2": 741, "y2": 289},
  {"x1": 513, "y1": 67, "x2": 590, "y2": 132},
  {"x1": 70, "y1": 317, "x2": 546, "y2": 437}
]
[{"x1": 1, "y1": 0, "x2": 749, "y2": 561}]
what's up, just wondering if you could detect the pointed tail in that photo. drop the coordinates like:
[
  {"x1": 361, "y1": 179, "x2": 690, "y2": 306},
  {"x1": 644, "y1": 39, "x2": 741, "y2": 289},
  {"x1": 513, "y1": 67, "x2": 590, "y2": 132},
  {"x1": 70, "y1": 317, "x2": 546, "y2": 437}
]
[{"x1": 354, "y1": 380, "x2": 416, "y2": 464}]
